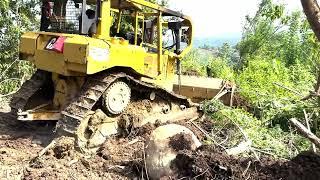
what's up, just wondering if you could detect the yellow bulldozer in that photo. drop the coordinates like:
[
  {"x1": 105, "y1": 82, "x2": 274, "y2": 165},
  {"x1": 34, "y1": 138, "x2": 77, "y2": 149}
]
[{"x1": 11, "y1": 0, "x2": 233, "y2": 152}]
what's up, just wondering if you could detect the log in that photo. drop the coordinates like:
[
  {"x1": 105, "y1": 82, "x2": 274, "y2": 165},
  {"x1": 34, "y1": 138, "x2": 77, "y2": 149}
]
[{"x1": 289, "y1": 118, "x2": 320, "y2": 149}]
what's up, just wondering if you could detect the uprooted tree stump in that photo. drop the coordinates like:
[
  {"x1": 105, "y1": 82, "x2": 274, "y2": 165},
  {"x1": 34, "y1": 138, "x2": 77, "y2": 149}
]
[{"x1": 145, "y1": 124, "x2": 202, "y2": 179}]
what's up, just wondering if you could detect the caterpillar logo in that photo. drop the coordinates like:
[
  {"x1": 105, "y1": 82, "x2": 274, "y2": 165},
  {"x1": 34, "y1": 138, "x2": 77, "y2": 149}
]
[
  {"x1": 45, "y1": 37, "x2": 58, "y2": 50},
  {"x1": 45, "y1": 37, "x2": 67, "y2": 53}
]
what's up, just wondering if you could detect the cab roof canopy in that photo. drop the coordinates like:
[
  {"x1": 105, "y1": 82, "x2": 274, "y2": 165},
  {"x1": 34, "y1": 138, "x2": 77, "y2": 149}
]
[
  {"x1": 111, "y1": 0, "x2": 142, "y2": 10},
  {"x1": 109, "y1": 0, "x2": 186, "y2": 18}
]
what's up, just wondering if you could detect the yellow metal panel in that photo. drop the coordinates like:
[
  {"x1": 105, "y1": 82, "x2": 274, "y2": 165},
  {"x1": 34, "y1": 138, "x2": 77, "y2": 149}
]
[
  {"x1": 66, "y1": 63, "x2": 87, "y2": 73},
  {"x1": 172, "y1": 76, "x2": 231, "y2": 103},
  {"x1": 166, "y1": 57, "x2": 175, "y2": 79},
  {"x1": 35, "y1": 31, "x2": 73, "y2": 37},
  {"x1": 144, "y1": 54, "x2": 158, "y2": 77},
  {"x1": 20, "y1": 32, "x2": 39, "y2": 56},
  {"x1": 35, "y1": 50, "x2": 67, "y2": 75},
  {"x1": 64, "y1": 36, "x2": 88, "y2": 64},
  {"x1": 87, "y1": 42, "x2": 146, "y2": 75},
  {"x1": 94, "y1": 1, "x2": 111, "y2": 40}
]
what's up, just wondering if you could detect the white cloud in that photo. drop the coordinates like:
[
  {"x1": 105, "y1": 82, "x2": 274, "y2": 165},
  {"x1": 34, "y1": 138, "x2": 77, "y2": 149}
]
[{"x1": 169, "y1": 0, "x2": 302, "y2": 38}]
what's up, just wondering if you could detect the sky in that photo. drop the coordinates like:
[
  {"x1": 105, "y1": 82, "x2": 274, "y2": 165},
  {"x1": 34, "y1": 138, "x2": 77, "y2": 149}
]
[{"x1": 170, "y1": 0, "x2": 303, "y2": 38}]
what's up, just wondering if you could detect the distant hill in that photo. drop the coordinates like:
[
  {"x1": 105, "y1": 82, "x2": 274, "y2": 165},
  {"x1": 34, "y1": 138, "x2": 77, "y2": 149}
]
[{"x1": 193, "y1": 34, "x2": 241, "y2": 48}]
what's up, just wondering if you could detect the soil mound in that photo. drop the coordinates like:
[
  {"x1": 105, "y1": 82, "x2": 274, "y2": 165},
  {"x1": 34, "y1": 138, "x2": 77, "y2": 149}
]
[
  {"x1": 261, "y1": 151, "x2": 320, "y2": 180},
  {"x1": 170, "y1": 146, "x2": 320, "y2": 180},
  {"x1": 171, "y1": 145, "x2": 244, "y2": 179}
]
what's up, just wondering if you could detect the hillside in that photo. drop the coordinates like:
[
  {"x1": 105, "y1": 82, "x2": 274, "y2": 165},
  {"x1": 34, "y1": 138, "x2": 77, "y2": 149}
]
[{"x1": 193, "y1": 34, "x2": 241, "y2": 48}]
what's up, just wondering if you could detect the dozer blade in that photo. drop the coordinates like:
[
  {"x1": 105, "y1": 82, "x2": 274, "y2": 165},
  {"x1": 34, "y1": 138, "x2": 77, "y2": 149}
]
[{"x1": 173, "y1": 75, "x2": 235, "y2": 105}]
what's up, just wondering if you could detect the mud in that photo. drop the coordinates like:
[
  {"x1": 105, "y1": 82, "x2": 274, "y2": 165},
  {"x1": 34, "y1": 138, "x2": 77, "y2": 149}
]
[
  {"x1": 1, "y1": 104, "x2": 320, "y2": 180},
  {"x1": 259, "y1": 151, "x2": 320, "y2": 180},
  {"x1": 170, "y1": 146, "x2": 320, "y2": 180},
  {"x1": 128, "y1": 122, "x2": 157, "y2": 139},
  {"x1": 169, "y1": 133, "x2": 193, "y2": 152}
]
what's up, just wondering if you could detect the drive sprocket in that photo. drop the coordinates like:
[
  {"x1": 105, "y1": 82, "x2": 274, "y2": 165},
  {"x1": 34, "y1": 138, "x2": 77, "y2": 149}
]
[{"x1": 102, "y1": 81, "x2": 131, "y2": 115}]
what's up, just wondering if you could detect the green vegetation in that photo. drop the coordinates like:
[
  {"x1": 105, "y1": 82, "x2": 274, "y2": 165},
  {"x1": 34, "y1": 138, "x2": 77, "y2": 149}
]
[
  {"x1": 0, "y1": 1, "x2": 37, "y2": 97},
  {"x1": 182, "y1": 0, "x2": 320, "y2": 158}
]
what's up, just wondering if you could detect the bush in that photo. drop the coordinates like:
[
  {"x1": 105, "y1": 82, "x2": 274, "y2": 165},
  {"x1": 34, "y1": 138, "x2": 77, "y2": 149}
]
[
  {"x1": 204, "y1": 99, "x2": 311, "y2": 158},
  {"x1": 181, "y1": 49, "x2": 208, "y2": 76},
  {"x1": 0, "y1": 61, "x2": 34, "y2": 95},
  {"x1": 208, "y1": 57, "x2": 235, "y2": 81}
]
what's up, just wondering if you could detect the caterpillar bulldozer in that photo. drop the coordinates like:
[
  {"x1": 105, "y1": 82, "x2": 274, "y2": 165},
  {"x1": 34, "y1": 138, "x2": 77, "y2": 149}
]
[{"x1": 11, "y1": 0, "x2": 233, "y2": 152}]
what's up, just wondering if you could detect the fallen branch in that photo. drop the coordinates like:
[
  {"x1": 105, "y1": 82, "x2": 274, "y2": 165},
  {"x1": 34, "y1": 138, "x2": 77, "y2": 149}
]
[
  {"x1": 217, "y1": 135, "x2": 229, "y2": 146},
  {"x1": 37, "y1": 140, "x2": 57, "y2": 157},
  {"x1": 188, "y1": 116, "x2": 201, "y2": 123},
  {"x1": 303, "y1": 110, "x2": 317, "y2": 152},
  {"x1": 273, "y1": 82, "x2": 302, "y2": 97},
  {"x1": 0, "y1": 59, "x2": 18, "y2": 80},
  {"x1": 242, "y1": 161, "x2": 252, "y2": 177},
  {"x1": 126, "y1": 138, "x2": 141, "y2": 146},
  {"x1": 213, "y1": 82, "x2": 228, "y2": 100},
  {"x1": 251, "y1": 147, "x2": 278, "y2": 158},
  {"x1": 289, "y1": 118, "x2": 320, "y2": 149},
  {"x1": 214, "y1": 90, "x2": 229, "y2": 100},
  {"x1": 301, "y1": 91, "x2": 320, "y2": 101}
]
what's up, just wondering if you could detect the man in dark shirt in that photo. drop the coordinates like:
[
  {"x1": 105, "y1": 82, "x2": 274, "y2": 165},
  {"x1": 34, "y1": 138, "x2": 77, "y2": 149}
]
[{"x1": 40, "y1": 0, "x2": 53, "y2": 31}]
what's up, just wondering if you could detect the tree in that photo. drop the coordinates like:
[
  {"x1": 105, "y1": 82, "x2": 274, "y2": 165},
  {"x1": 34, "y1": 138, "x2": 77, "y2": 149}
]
[
  {"x1": 301, "y1": 0, "x2": 320, "y2": 98},
  {"x1": 0, "y1": 0, "x2": 39, "y2": 63},
  {"x1": 301, "y1": 0, "x2": 320, "y2": 41},
  {"x1": 0, "y1": 0, "x2": 40, "y2": 94}
]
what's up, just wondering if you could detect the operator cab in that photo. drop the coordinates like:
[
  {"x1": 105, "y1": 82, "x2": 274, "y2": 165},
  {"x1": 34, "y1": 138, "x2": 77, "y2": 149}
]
[
  {"x1": 40, "y1": 0, "x2": 193, "y2": 54},
  {"x1": 40, "y1": 0, "x2": 97, "y2": 35}
]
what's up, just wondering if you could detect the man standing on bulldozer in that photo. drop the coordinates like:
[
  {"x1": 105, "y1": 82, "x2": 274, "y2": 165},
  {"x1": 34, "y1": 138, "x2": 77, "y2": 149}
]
[{"x1": 40, "y1": 0, "x2": 54, "y2": 31}]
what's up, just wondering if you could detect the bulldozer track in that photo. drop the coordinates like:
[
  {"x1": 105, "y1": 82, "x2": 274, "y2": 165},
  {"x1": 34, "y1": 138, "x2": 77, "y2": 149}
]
[
  {"x1": 9, "y1": 70, "x2": 50, "y2": 114},
  {"x1": 59, "y1": 72, "x2": 192, "y2": 134}
]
